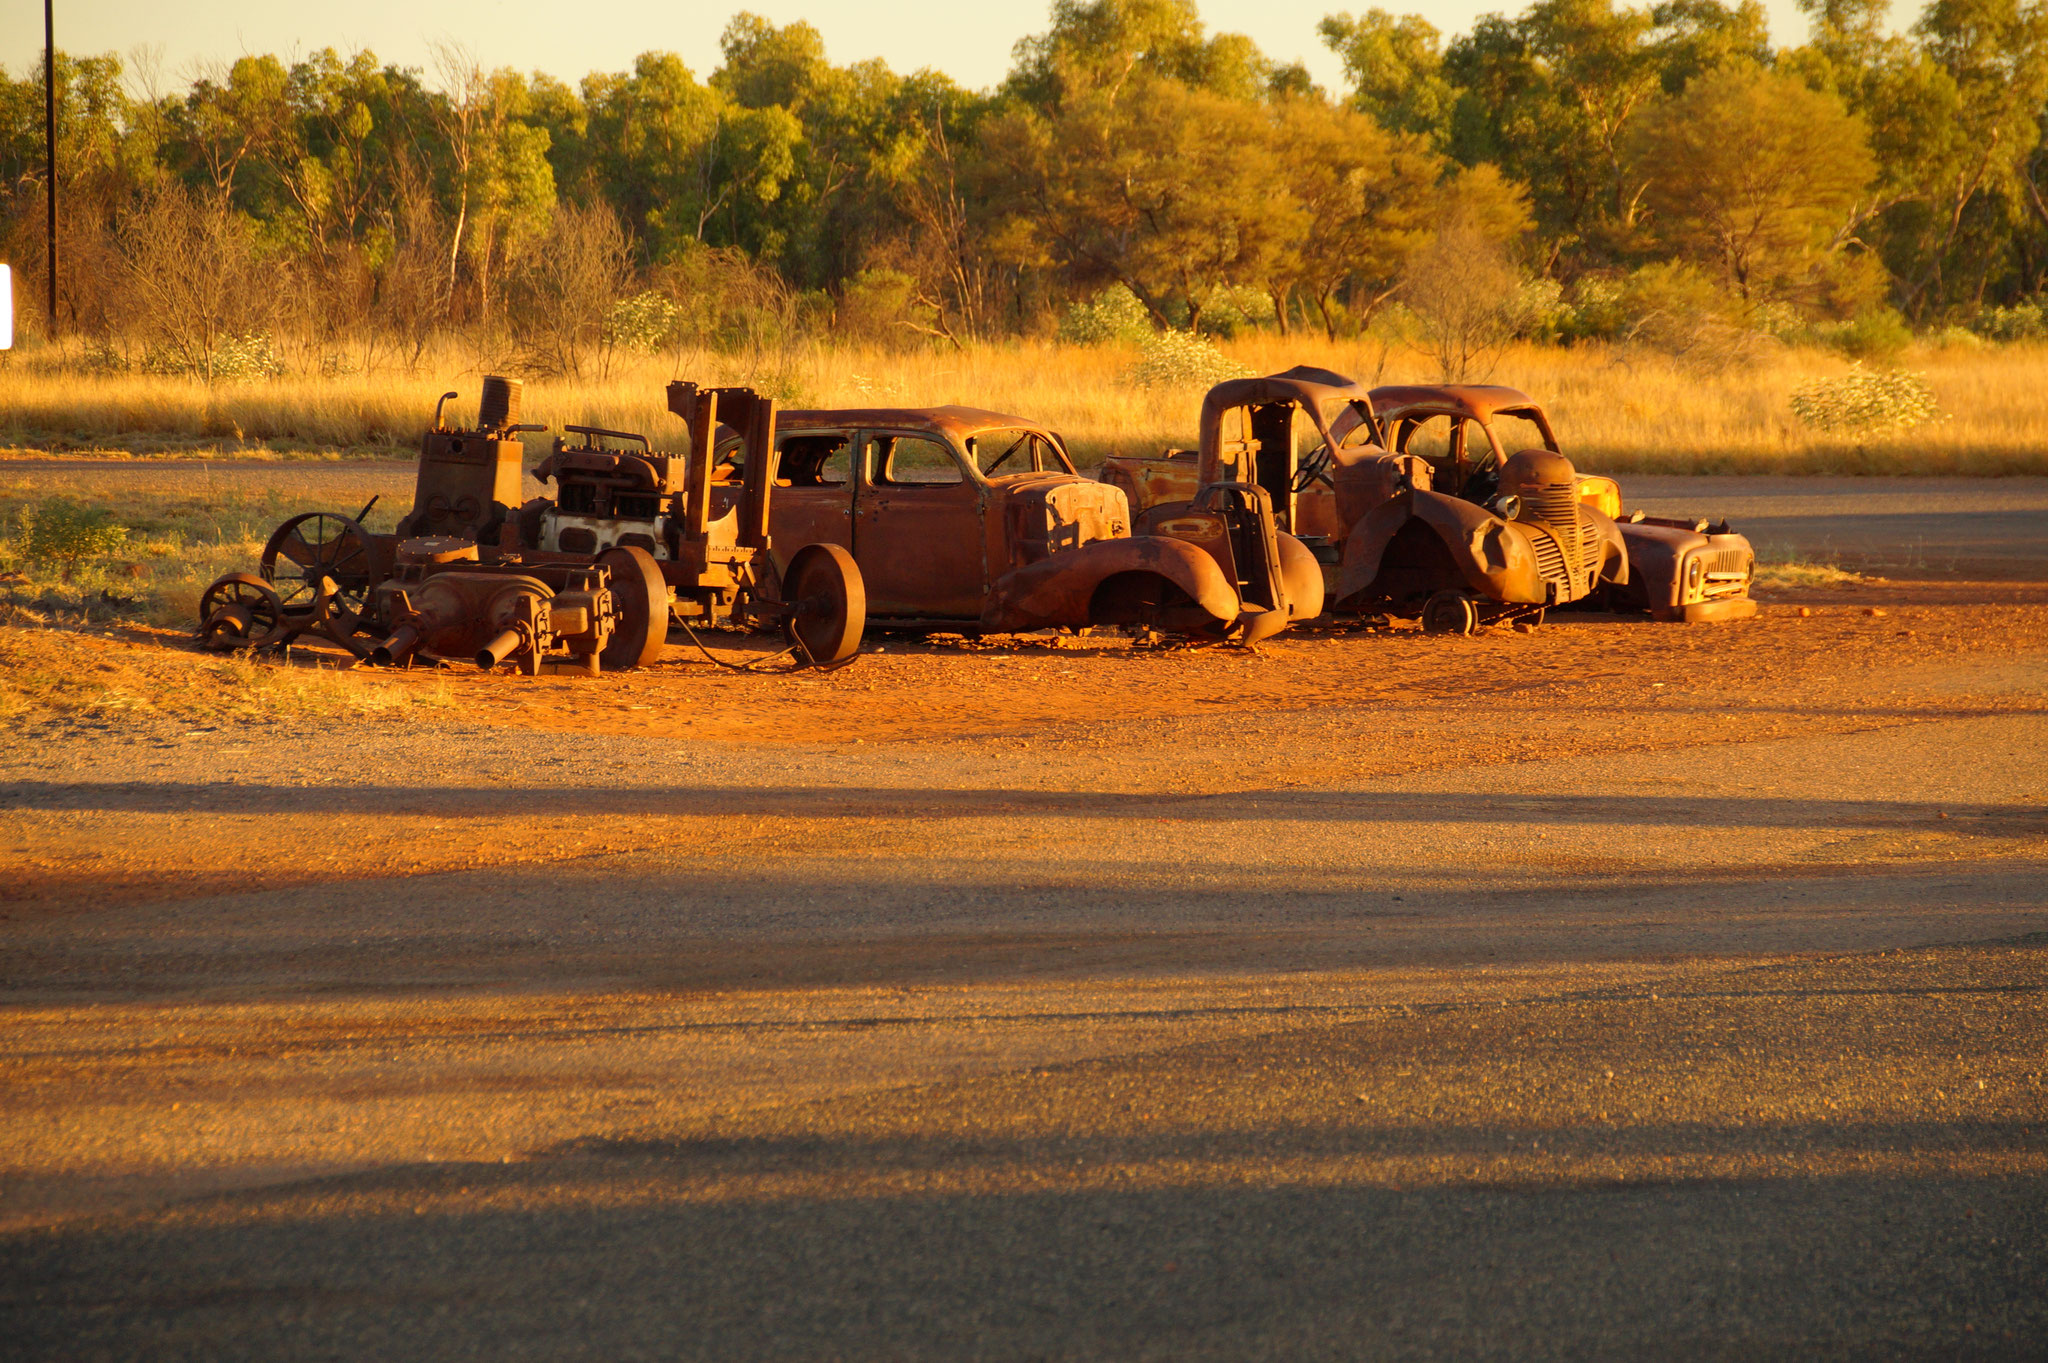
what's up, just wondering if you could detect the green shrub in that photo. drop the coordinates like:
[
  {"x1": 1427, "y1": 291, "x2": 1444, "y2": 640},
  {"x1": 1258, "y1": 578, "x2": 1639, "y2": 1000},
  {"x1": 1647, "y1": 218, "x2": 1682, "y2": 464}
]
[
  {"x1": 1814, "y1": 307, "x2": 1913, "y2": 360},
  {"x1": 1059, "y1": 284, "x2": 1154, "y2": 344},
  {"x1": 1788, "y1": 364, "x2": 1943, "y2": 434},
  {"x1": 140, "y1": 332, "x2": 288, "y2": 380},
  {"x1": 604, "y1": 290, "x2": 684, "y2": 352},
  {"x1": 1618, "y1": 262, "x2": 1770, "y2": 371},
  {"x1": 1970, "y1": 300, "x2": 2045, "y2": 342},
  {"x1": 8, "y1": 499, "x2": 132, "y2": 567},
  {"x1": 1198, "y1": 285, "x2": 1277, "y2": 338},
  {"x1": 1124, "y1": 331, "x2": 1251, "y2": 389}
]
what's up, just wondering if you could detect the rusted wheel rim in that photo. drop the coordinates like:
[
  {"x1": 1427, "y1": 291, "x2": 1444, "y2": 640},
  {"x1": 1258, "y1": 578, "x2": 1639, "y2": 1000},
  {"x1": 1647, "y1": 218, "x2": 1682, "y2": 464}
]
[
  {"x1": 197, "y1": 572, "x2": 289, "y2": 651},
  {"x1": 1421, "y1": 590, "x2": 1477, "y2": 636},
  {"x1": 261, "y1": 512, "x2": 374, "y2": 637},
  {"x1": 597, "y1": 545, "x2": 670, "y2": 672},
  {"x1": 782, "y1": 543, "x2": 865, "y2": 665}
]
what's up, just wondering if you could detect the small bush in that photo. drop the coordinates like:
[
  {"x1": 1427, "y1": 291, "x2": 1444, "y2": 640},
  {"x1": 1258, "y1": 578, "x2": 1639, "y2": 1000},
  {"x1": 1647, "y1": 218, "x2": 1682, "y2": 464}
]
[
  {"x1": 1618, "y1": 262, "x2": 1771, "y2": 372},
  {"x1": 1813, "y1": 307, "x2": 1912, "y2": 360},
  {"x1": 1515, "y1": 277, "x2": 1569, "y2": 341},
  {"x1": 7, "y1": 499, "x2": 131, "y2": 567},
  {"x1": 836, "y1": 268, "x2": 933, "y2": 348},
  {"x1": 1970, "y1": 300, "x2": 2045, "y2": 342},
  {"x1": 140, "y1": 332, "x2": 288, "y2": 380},
  {"x1": 1060, "y1": 284, "x2": 1154, "y2": 345},
  {"x1": 1198, "y1": 286, "x2": 1277, "y2": 338},
  {"x1": 1124, "y1": 331, "x2": 1251, "y2": 390},
  {"x1": 1789, "y1": 364, "x2": 1943, "y2": 435},
  {"x1": 604, "y1": 289, "x2": 684, "y2": 352}
]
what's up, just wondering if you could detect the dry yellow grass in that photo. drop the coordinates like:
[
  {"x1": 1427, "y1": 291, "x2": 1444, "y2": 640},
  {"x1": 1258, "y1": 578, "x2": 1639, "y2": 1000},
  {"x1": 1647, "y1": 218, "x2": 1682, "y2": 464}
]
[
  {"x1": 0, "y1": 624, "x2": 452, "y2": 731},
  {"x1": 2, "y1": 334, "x2": 2042, "y2": 474}
]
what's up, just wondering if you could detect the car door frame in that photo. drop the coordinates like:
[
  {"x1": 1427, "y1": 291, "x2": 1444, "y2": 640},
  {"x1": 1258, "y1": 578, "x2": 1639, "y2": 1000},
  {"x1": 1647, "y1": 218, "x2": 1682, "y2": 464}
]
[{"x1": 851, "y1": 427, "x2": 990, "y2": 620}]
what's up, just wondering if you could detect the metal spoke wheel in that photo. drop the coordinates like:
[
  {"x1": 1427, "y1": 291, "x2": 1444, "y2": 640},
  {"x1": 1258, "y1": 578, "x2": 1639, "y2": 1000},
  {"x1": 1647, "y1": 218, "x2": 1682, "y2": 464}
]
[
  {"x1": 781, "y1": 543, "x2": 866, "y2": 665},
  {"x1": 260, "y1": 512, "x2": 376, "y2": 638},
  {"x1": 197, "y1": 572, "x2": 289, "y2": 652},
  {"x1": 1420, "y1": 589, "x2": 1479, "y2": 636},
  {"x1": 597, "y1": 545, "x2": 671, "y2": 672}
]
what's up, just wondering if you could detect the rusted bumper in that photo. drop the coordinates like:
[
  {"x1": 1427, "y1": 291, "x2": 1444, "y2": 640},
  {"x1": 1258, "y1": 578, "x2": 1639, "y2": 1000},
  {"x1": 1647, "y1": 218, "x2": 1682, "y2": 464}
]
[{"x1": 1650, "y1": 598, "x2": 1759, "y2": 623}]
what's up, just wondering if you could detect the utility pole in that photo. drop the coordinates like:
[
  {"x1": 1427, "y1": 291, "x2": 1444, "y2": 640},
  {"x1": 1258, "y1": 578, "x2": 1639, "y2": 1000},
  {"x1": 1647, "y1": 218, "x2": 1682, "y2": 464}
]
[{"x1": 44, "y1": 0, "x2": 58, "y2": 333}]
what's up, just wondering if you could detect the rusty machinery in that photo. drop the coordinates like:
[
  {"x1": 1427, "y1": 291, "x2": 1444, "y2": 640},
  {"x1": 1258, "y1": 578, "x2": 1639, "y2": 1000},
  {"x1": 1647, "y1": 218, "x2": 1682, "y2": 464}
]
[{"x1": 194, "y1": 376, "x2": 865, "y2": 673}]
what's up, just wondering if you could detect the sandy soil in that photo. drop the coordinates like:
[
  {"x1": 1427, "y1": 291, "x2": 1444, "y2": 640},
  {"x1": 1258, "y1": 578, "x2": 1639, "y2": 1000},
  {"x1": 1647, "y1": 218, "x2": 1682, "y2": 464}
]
[{"x1": 0, "y1": 479, "x2": 2043, "y2": 1358}]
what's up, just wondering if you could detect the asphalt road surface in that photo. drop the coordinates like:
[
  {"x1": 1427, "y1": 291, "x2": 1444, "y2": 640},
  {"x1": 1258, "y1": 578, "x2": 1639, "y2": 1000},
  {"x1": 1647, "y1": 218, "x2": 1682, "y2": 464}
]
[
  {"x1": 0, "y1": 473, "x2": 2044, "y2": 1359},
  {"x1": 8, "y1": 458, "x2": 2048, "y2": 577},
  {"x1": 1622, "y1": 474, "x2": 2048, "y2": 579}
]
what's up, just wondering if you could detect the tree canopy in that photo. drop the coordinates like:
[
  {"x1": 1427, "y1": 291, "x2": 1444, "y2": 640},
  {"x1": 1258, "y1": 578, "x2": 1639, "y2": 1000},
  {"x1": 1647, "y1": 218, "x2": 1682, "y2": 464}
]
[{"x1": 1, "y1": 0, "x2": 2042, "y2": 362}]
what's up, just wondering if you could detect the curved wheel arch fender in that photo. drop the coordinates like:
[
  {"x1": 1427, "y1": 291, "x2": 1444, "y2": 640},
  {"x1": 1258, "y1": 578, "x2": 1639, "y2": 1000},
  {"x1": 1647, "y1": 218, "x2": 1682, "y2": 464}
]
[
  {"x1": 1587, "y1": 509, "x2": 1629, "y2": 586},
  {"x1": 1334, "y1": 491, "x2": 1545, "y2": 605},
  {"x1": 980, "y1": 535, "x2": 1241, "y2": 633},
  {"x1": 1275, "y1": 531, "x2": 1325, "y2": 621}
]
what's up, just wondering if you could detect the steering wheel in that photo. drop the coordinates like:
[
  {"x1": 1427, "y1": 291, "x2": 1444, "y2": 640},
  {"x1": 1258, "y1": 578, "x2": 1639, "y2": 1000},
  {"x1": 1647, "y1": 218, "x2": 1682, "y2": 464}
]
[
  {"x1": 1291, "y1": 443, "x2": 1335, "y2": 493},
  {"x1": 1459, "y1": 455, "x2": 1501, "y2": 505}
]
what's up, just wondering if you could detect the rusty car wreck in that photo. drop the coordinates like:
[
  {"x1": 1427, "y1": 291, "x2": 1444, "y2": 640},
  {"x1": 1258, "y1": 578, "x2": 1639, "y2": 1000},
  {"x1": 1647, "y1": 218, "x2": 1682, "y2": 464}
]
[
  {"x1": 1105, "y1": 371, "x2": 1757, "y2": 631},
  {"x1": 195, "y1": 377, "x2": 866, "y2": 673},
  {"x1": 717, "y1": 403, "x2": 1323, "y2": 643}
]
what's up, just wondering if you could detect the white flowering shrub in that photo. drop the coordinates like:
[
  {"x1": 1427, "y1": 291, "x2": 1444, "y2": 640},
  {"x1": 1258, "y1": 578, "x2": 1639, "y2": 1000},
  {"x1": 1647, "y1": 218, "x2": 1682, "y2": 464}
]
[
  {"x1": 1789, "y1": 365, "x2": 1944, "y2": 435},
  {"x1": 846, "y1": 372, "x2": 905, "y2": 401},
  {"x1": 141, "y1": 333, "x2": 287, "y2": 380},
  {"x1": 604, "y1": 290, "x2": 684, "y2": 352},
  {"x1": 1124, "y1": 330, "x2": 1252, "y2": 390}
]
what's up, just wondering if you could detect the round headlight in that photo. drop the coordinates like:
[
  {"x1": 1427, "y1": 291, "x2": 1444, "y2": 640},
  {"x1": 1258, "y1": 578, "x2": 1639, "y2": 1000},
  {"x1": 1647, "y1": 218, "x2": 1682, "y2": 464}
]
[
  {"x1": 1489, "y1": 493, "x2": 1522, "y2": 521},
  {"x1": 1685, "y1": 557, "x2": 1705, "y2": 592}
]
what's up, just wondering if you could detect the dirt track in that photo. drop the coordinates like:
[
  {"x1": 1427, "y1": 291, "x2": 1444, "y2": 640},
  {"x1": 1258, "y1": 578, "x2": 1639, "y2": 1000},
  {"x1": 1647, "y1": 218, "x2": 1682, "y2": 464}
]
[{"x1": 1, "y1": 480, "x2": 2045, "y2": 1357}]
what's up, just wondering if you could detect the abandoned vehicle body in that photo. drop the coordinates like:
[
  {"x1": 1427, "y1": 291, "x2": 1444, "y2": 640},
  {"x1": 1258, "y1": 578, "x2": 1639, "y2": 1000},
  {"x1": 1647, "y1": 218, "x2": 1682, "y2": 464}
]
[
  {"x1": 717, "y1": 405, "x2": 1320, "y2": 642},
  {"x1": 1106, "y1": 373, "x2": 1755, "y2": 630},
  {"x1": 195, "y1": 377, "x2": 866, "y2": 672},
  {"x1": 1341, "y1": 384, "x2": 1629, "y2": 629},
  {"x1": 1363, "y1": 384, "x2": 1756, "y2": 624}
]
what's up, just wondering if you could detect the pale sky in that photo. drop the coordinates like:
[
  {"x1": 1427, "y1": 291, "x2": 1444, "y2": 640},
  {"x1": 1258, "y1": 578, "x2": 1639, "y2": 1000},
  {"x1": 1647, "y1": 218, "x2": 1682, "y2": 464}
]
[{"x1": 2, "y1": 0, "x2": 1885, "y2": 99}]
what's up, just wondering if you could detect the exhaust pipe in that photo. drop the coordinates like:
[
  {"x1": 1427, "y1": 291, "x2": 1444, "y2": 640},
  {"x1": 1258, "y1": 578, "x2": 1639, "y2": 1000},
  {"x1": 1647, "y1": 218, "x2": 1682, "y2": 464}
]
[
  {"x1": 476, "y1": 627, "x2": 525, "y2": 670},
  {"x1": 371, "y1": 624, "x2": 422, "y2": 667}
]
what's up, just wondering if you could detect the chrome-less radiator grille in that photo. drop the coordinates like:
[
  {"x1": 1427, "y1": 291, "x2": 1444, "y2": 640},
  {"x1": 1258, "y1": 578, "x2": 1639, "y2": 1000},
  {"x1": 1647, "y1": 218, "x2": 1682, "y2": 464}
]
[
  {"x1": 1530, "y1": 531, "x2": 1568, "y2": 584},
  {"x1": 1529, "y1": 485, "x2": 1580, "y2": 528}
]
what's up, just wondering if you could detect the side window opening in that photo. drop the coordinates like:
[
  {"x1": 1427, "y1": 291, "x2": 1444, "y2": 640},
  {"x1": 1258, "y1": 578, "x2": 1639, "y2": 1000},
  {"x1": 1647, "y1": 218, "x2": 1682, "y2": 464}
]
[
  {"x1": 874, "y1": 434, "x2": 964, "y2": 486},
  {"x1": 1397, "y1": 415, "x2": 1458, "y2": 466},
  {"x1": 777, "y1": 433, "x2": 852, "y2": 487}
]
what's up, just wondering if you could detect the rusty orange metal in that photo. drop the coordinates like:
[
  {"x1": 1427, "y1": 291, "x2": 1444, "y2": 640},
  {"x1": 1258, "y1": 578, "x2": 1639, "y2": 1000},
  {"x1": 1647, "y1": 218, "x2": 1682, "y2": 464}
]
[
  {"x1": 196, "y1": 377, "x2": 868, "y2": 672},
  {"x1": 744, "y1": 403, "x2": 1316, "y2": 641}
]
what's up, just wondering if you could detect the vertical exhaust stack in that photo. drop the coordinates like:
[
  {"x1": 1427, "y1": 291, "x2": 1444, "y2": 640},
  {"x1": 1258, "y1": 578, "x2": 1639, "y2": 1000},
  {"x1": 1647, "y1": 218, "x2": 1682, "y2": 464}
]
[{"x1": 477, "y1": 375, "x2": 522, "y2": 434}]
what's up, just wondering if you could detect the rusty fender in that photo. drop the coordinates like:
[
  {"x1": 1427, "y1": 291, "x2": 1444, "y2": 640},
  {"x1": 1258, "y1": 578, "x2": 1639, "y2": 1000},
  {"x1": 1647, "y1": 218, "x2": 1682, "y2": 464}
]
[
  {"x1": 1276, "y1": 531, "x2": 1325, "y2": 621},
  {"x1": 1334, "y1": 490, "x2": 1546, "y2": 605},
  {"x1": 980, "y1": 535, "x2": 1242, "y2": 633},
  {"x1": 1591, "y1": 512, "x2": 1630, "y2": 587}
]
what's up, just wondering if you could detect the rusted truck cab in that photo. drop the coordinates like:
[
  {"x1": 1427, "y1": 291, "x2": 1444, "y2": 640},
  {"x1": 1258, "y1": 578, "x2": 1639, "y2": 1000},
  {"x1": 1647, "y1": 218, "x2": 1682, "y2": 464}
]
[
  {"x1": 1362, "y1": 385, "x2": 1756, "y2": 625},
  {"x1": 1102, "y1": 366, "x2": 1385, "y2": 561},
  {"x1": 1110, "y1": 374, "x2": 1756, "y2": 629},
  {"x1": 717, "y1": 405, "x2": 1317, "y2": 641}
]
